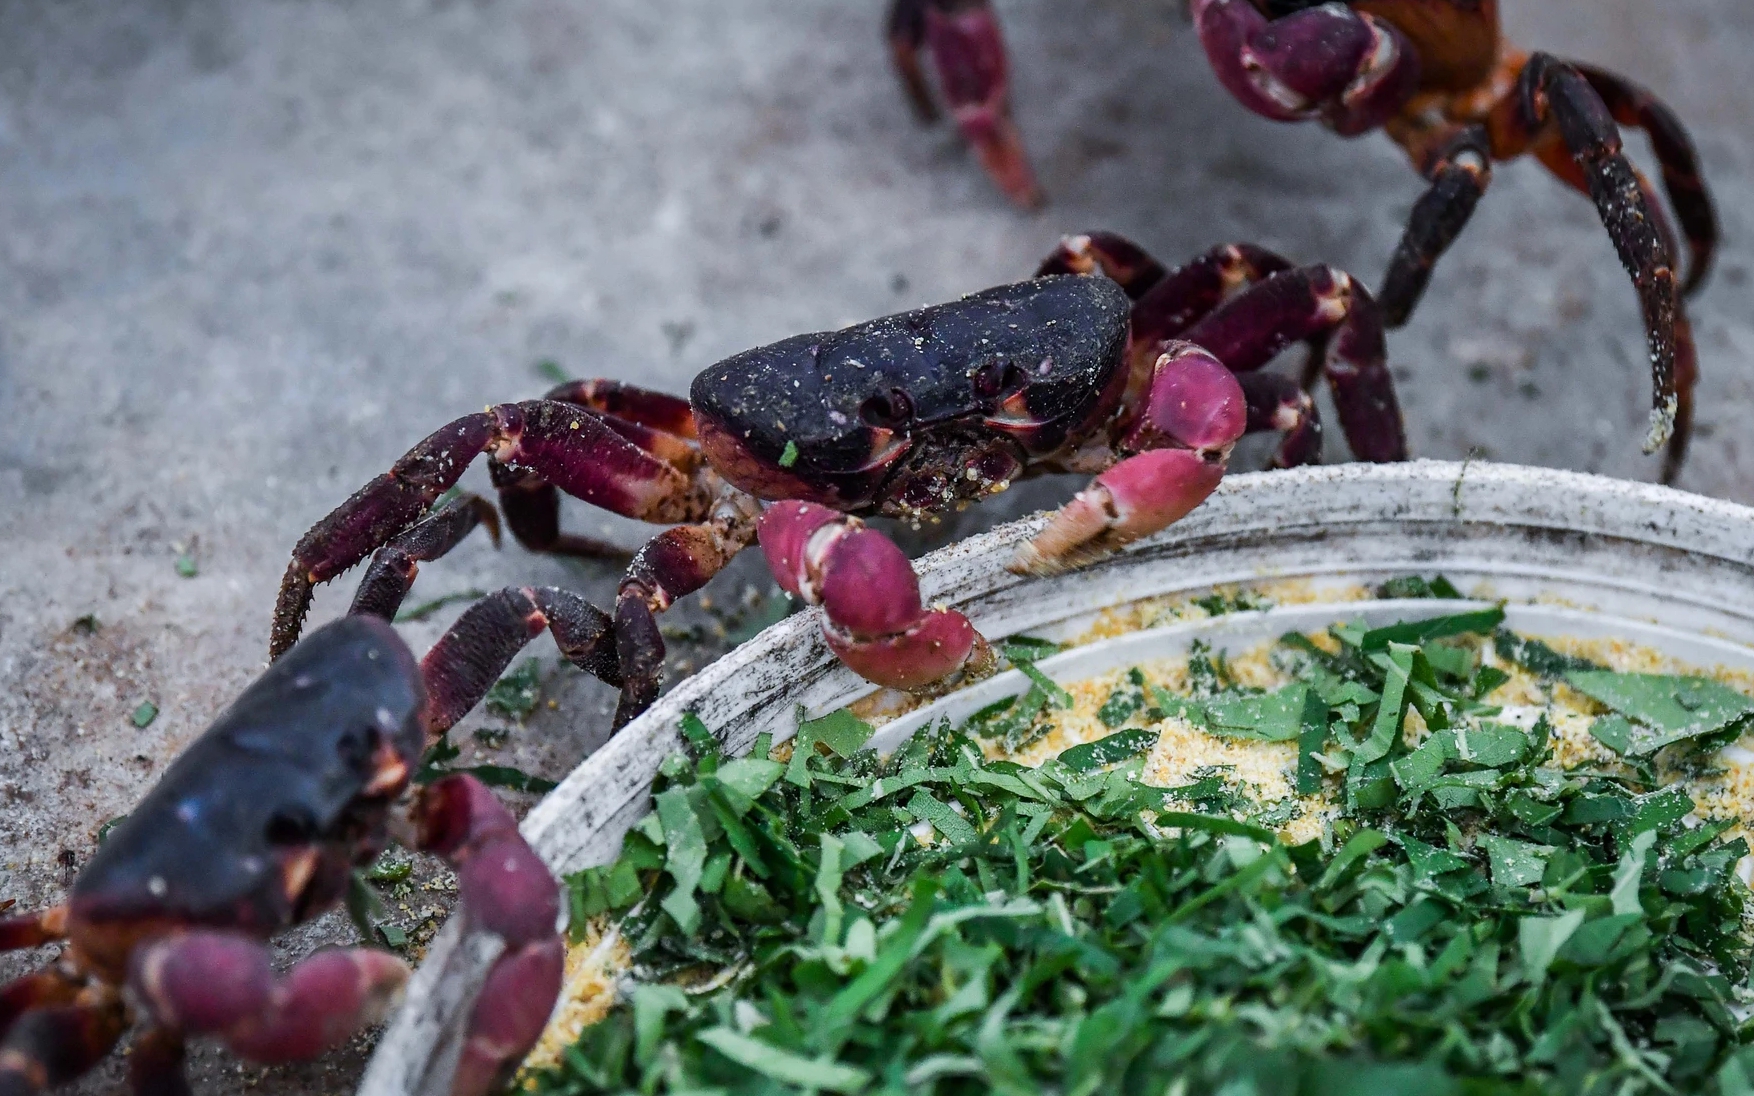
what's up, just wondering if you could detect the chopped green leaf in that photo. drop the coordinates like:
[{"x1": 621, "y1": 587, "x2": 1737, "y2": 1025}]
[
  {"x1": 1567, "y1": 671, "x2": 1754, "y2": 755},
  {"x1": 1495, "y1": 630, "x2": 1603, "y2": 678},
  {"x1": 778, "y1": 440, "x2": 800, "y2": 468},
  {"x1": 1360, "y1": 607, "x2": 1503, "y2": 650},
  {"x1": 1479, "y1": 834, "x2": 1553, "y2": 887},
  {"x1": 1057, "y1": 728, "x2": 1157, "y2": 772},
  {"x1": 1203, "y1": 683, "x2": 1307, "y2": 742},
  {"x1": 798, "y1": 708, "x2": 875, "y2": 758},
  {"x1": 697, "y1": 1028, "x2": 871, "y2": 1092},
  {"x1": 130, "y1": 701, "x2": 159, "y2": 728}
]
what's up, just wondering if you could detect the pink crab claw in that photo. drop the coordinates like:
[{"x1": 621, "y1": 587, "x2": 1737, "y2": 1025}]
[
  {"x1": 890, "y1": 0, "x2": 1042, "y2": 208},
  {"x1": 1011, "y1": 344, "x2": 1246, "y2": 575},
  {"x1": 759, "y1": 500, "x2": 995, "y2": 692},
  {"x1": 414, "y1": 774, "x2": 565, "y2": 1096},
  {"x1": 132, "y1": 932, "x2": 409, "y2": 1064},
  {"x1": 1190, "y1": 0, "x2": 1419, "y2": 136}
]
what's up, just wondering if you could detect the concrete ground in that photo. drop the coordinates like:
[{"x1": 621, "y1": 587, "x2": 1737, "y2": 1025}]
[{"x1": 0, "y1": 0, "x2": 1749, "y2": 1091}]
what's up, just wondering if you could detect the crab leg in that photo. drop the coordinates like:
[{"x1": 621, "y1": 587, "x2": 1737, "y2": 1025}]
[
  {"x1": 0, "y1": 965, "x2": 81, "y2": 1039},
  {"x1": 490, "y1": 404, "x2": 698, "y2": 559},
  {"x1": 1127, "y1": 243, "x2": 1295, "y2": 355},
  {"x1": 1190, "y1": 0, "x2": 1419, "y2": 135},
  {"x1": 273, "y1": 400, "x2": 714, "y2": 658},
  {"x1": 1237, "y1": 370, "x2": 1323, "y2": 469},
  {"x1": 131, "y1": 932, "x2": 410, "y2": 1065},
  {"x1": 613, "y1": 489, "x2": 764, "y2": 725},
  {"x1": 126, "y1": 1026, "x2": 188, "y2": 1096},
  {"x1": 1036, "y1": 232, "x2": 1170, "y2": 299},
  {"x1": 347, "y1": 494, "x2": 501, "y2": 621},
  {"x1": 1574, "y1": 64, "x2": 1717, "y2": 295},
  {"x1": 759, "y1": 500, "x2": 994, "y2": 692},
  {"x1": 420, "y1": 586, "x2": 619, "y2": 737},
  {"x1": 0, "y1": 909, "x2": 65, "y2": 954},
  {"x1": 1013, "y1": 344, "x2": 1245, "y2": 575},
  {"x1": 886, "y1": 0, "x2": 1041, "y2": 208},
  {"x1": 1511, "y1": 53, "x2": 1682, "y2": 454},
  {"x1": 1378, "y1": 124, "x2": 1494, "y2": 328},
  {"x1": 541, "y1": 378, "x2": 698, "y2": 439},
  {"x1": 412, "y1": 775, "x2": 564, "y2": 1096},
  {"x1": 1183, "y1": 265, "x2": 1406, "y2": 463},
  {"x1": 0, "y1": 998, "x2": 125, "y2": 1095}
]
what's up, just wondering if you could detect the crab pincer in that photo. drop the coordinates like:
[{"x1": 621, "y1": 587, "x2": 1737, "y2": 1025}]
[
  {"x1": 1013, "y1": 344, "x2": 1246, "y2": 575},
  {"x1": 759, "y1": 500, "x2": 995, "y2": 691}
]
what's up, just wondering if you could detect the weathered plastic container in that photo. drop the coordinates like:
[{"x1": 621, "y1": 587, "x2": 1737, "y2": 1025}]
[{"x1": 358, "y1": 460, "x2": 1754, "y2": 1095}]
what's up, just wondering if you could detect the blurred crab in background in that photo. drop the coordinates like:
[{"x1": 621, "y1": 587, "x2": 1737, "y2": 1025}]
[
  {"x1": 885, "y1": 0, "x2": 1716, "y2": 482},
  {"x1": 270, "y1": 232, "x2": 1403, "y2": 740},
  {"x1": 0, "y1": 617, "x2": 562, "y2": 1096}
]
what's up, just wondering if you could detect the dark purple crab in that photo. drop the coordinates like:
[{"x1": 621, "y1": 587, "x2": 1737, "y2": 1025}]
[
  {"x1": 885, "y1": 0, "x2": 1715, "y2": 482},
  {"x1": 269, "y1": 233, "x2": 1406, "y2": 731},
  {"x1": 0, "y1": 617, "x2": 562, "y2": 1096}
]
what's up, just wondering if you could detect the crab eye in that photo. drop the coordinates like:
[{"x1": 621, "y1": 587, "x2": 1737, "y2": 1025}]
[
  {"x1": 972, "y1": 360, "x2": 1007, "y2": 398},
  {"x1": 264, "y1": 806, "x2": 319, "y2": 845},
  {"x1": 336, "y1": 725, "x2": 376, "y2": 776},
  {"x1": 860, "y1": 388, "x2": 914, "y2": 429}
]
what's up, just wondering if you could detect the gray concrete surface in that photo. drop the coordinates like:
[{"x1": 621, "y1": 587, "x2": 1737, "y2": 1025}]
[{"x1": 0, "y1": 0, "x2": 1749, "y2": 1091}]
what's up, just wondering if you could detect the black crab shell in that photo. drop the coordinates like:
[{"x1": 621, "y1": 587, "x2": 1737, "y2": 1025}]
[
  {"x1": 72, "y1": 616, "x2": 425, "y2": 932},
  {"x1": 690, "y1": 275, "x2": 1132, "y2": 505}
]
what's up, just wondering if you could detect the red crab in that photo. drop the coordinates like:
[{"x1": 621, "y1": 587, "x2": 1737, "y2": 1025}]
[
  {"x1": 0, "y1": 617, "x2": 563, "y2": 1096},
  {"x1": 270, "y1": 233, "x2": 1404, "y2": 732},
  {"x1": 886, "y1": 0, "x2": 1715, "y2": 482}
]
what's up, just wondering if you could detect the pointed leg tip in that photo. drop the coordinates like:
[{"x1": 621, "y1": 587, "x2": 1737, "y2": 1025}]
[{"x1": 1643, "y1": 399, "x2": 1677, "y2": 454}]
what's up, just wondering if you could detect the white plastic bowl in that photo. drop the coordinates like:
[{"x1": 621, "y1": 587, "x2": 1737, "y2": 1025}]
[{"x1": 358, "y1": 460, "x2": 1754, "y2": 1095}]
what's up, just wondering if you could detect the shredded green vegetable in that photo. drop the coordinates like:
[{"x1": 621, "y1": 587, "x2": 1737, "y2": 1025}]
[{"x1": 533, "y1": 609, "x2": 1754, "y2": 1096}]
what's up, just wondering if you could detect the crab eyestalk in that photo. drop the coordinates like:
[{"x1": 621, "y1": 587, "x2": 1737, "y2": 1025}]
[
  {"x1": 758, "y1": 501, "x2": 994, "y2": 693},
  {"x1": 1012, "y1": 345, "x2": 1246, "y2": 576}
]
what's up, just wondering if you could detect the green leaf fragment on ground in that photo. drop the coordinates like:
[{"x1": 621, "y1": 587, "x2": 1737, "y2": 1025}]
[
  {"x1": 130, "y1": 701, "x2": 159, "y2": 728},
  {"x1": 484, "y1": 658, "x2": 544, "y2": 721}
]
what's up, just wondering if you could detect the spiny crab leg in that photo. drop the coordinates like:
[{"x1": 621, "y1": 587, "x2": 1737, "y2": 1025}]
[
  {"x1": 1012, "y1": 344, "x2": 1245, "y2": 576},
  {"x1": 1515, "y1": 53, "x2": 1683, "y2": 453},
  {"x1": 759, "y1": 501, "x2": 995, "y2": 692},
  {"x1": 886, "y1": 0, "x2": 1042, "y2": 208},
  {"x1": 272, "y1": 399, "x2": 713, "y2": 659}
]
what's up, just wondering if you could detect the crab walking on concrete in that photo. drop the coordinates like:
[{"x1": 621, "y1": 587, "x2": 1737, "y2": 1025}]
[
  {"x1": 270, "y1": 233, "x2": 1407, "y2": 733},
  {"x1": 0, "y1": 617, "x2": 563, "y2": 1096},
  {"x1": 884, "y1": 0, "x2": 1714, "y2": 482}
]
